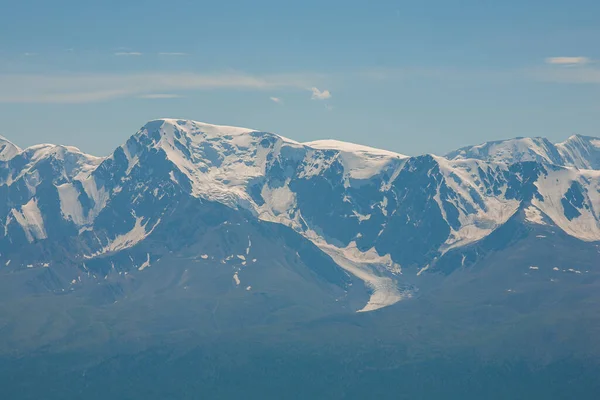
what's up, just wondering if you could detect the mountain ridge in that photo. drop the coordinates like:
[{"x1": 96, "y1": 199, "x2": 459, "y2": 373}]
[{"x1": 1, "y1": 118, "x2": 600, "y2": 314}]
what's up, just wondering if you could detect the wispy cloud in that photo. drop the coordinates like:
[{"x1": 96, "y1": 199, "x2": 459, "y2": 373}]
[
  {"x1": 270, "y1": 96, "x2": 283, "y2": 104},
  {"x1": 23, "y1": 52, "x2": 37, "y2": 57},
  {"x1": 137, "y1": 93, "x2": 182, "y2": 99},
  {"x1": 545, "y1": 56, "x2": 590, "y2": 66},
  {"x1": 531, "y1": 56, "x2": 600, "y2": 84},
  {"x1": 158, "y1": 52, "x2": 188, "y2": 56},
  {"x1": 310, "y1": 87, "x2": 331, "y2": 100},
  {"x1": 0, "y1": 72, "x2": 321, "y2": 103},
  {"x1": 114, "y1": 52, "x2": 143, "y2": 56}
]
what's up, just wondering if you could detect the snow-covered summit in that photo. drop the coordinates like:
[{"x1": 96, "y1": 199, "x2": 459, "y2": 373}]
[
  {"x1": 446, "y1": 137, "x2": 564, "y2": 165},
  {"x1": 304, "y1": 139, "x2": 406, "y2": 158},
  {"x1": 0, "y1": 141, "x2": 103, "y2": 188},
  {"x1": 446, "y1": 134, "x2": 600, "y2": 170},
  {"x1": 108, "y1": 119, "x2": 410, "y2": 206},
  {"x1": 0, "y1": 135, "x2": 22, "y2": 161},
  {"x1": 556, "y1": 134, "x2": 600, "y2": 170},
  {"x1": 146, "y1": 118, "x2": 257, "y2": 138},
  {"x1": 110, "y1": 119, "x2": 304, "y2": 207},
  {"x1": 304, "y1": 139, "x2": 408, "y2": 180}
]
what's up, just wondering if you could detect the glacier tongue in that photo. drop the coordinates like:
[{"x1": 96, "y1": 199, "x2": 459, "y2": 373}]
[{"x1": 314, "y1": 240, "x2": 406, "y2": 312}]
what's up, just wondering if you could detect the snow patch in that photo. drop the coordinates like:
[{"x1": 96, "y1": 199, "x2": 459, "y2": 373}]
[
  {"x1": 80, "y1": 177, "x2": 109, "y2": 217},
  {"x1": 533, "y1": 168, "x2": 600, "y2": 241},
  {"x1": 261, "y1": 183, "x2": 296, "y2": 215},
  {"x1": 352, "y1": 211, "x2": 371, "y2": 222},
  {"x1": 57, "y1": 183, "x2": 87, "y2": 225},
  {"x1": 138, "y1": 253, "x2": 151, "y2": 271},
  {"x1": 525, "y1": 206, "x2": 547, "y2": 225},
  {"x1": 417, "y1": 264, "x2": 430, "y2": 276},
  {"x1": 86, "y1": 216, "x2": 160, "y2": 257},
  {"x1": 10, "y1": 198, "x2": 47, "y2": 242}
]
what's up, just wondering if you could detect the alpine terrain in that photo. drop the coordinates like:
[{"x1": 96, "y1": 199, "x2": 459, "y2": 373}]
[{"x1": 1, "y1": 119, "x2": 600, "y2": 398}]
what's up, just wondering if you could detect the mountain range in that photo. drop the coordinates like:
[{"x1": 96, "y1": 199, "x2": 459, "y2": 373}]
[
  {"x1": 1, "y1": 119, "x2": 600, "y2": 353},
  {"x1": 3, "y1": 119, "x2": 600, "y2": 398}
]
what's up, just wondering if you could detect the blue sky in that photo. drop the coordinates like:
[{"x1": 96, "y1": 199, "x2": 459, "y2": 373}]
[{"x1": 1, "y1": 0, "x2": 599, "y2": 156}]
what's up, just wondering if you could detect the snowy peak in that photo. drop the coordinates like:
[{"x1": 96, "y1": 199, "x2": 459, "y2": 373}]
[
  {"x1": 304, "y1": 139, "x2": 408, "y2": 180},
  {"x1": 21, "y1": 143, "x2": 102, "y2": 171},
  {"x1": 0, "y1": 142, "x2": 102, "y2": 189},
  {"x1": 139, "y1": 118, "x2": 259, "y2": 144},
  {"x1": 446, "y1": 134, "x2": 600, "y2": 171},
  {"x1": 446, "y1": 137, "x2": 564, "y2": 165},
  {"x1": 112, "y1": 118, "x2": 305, "y2": 207},
  {"x1": 0, "y1": 135, "x2": 22, "y2": 161},
  {"x1": 556, "y1": 134, "x2": 600, "y2": 170},
  {"x1": 109, "y1": 119, "x2": 411, "y2": 208},
  {"x1": 304, "y1": 139, "x2": 406, "y2": 158}
]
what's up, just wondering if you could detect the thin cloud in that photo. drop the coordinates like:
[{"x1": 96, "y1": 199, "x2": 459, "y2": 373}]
[
  {"x1": 114, "y1": 52, "x2": 143, "y2": 56},
  {"x1": 270, "y1": 96, "x2": 283, "y2": 104},
  {"x1": 23, "y1": 52, "x2": 37, "y2": 57},
  {"x1": 137, "y1": 93, "x2": 182, "y2": 99},
  {"x1": 310, "y1": 87, "x2": 331, "y2": 100},
  {"x1": 158, "y1": 52, "x2": 188, "y2": 56},
  {"x1": 0, "y1": 72, "x2": 320, "y2": 103},
  {"x1": 545, "y1": 57, "x2": 590, "y2": 65}
]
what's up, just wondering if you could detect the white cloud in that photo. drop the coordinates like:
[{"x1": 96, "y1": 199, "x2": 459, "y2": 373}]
[
  {"x1": 270, "y1": 96, "x2": 283, "y2": 104},
  {"x1": 158, "y1": 52, "x2": 188, "y2": 56},
  {"x1": 114, "y1": 52, "x2": 143, "y2": 56},
  {"x1": 310, "y1": 87, "x2": 331, "y2": 100},
  {"x1": 545, "y1": 57, "x2": 590, "y2": 65},
  {"x1": 137, "y1": 93, "x2": 182, "y2": 99},
  {"x1": 0, "y1": 72, "x2": 318, "y2": 103}
]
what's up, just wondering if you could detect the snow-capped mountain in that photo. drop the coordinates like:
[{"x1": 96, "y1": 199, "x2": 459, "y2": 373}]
[
  {"x1": 0, "y1": 136, "x2": 21, "y2": 161},
  {"x1": 447, "y1": 134, "x2": 600, "y2": 170},
  {"x1": 2, "y1": 119, "x2": 600, "y2": 313}
]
